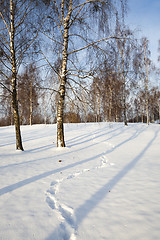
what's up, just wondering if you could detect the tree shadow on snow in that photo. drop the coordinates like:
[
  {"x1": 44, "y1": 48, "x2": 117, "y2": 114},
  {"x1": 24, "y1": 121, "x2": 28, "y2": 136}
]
[
  {"x1": 67, "y1": 124, "x2": 124, "y2": 147},
  {"x1": 75, "y1": 128, "x2": 159, "y2": 226},
  {"x1": 45, "y1": 127, "x2": 159, "y2": 240},
  {"x1": 0, "y1": 124, "x2": 149, "y2": 194},
  {"x1": 0, "y1": 124, "x2": 141, "y2": 170}
]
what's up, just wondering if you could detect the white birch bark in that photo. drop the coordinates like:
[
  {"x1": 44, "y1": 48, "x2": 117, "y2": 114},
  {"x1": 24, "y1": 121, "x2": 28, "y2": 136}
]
[
  {"x1": 57, "y1": 0, "x2": 72, "y2": 147},
  {"x1": 29, "y1": 80, "x2": 33, "y2": 126},
  {"x1": 10, "y1": 0, "x2": 24, "y2": 150},
  {"x1": 144, "y1": 40, "x2": 149, "y2": 125}
]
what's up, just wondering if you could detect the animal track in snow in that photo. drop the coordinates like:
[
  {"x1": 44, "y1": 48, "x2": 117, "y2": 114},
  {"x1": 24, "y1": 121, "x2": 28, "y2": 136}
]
[{"x1": 45, "y1": 154, "x2": 111, "y2": 240}]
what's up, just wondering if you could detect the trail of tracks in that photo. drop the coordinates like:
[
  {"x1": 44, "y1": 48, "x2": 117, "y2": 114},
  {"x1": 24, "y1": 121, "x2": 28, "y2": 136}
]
[
  {"x1": 45, "y1": 129, "x2": 116, "y2": 240},
  {"x1": 46, "y1": 153, "x2": 110, "y2": 240}
]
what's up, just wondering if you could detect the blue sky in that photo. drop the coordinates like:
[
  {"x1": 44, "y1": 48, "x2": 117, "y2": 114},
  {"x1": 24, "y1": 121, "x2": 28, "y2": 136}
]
[{"x1": 126, "y1": 0, "x2": 160, "y2": 67}]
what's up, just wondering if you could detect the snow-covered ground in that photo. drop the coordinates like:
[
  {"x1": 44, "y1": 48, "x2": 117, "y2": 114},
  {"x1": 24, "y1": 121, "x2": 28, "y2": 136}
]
[{"x1": 0, "y1": 122, "x2": 160, "y2": 240}]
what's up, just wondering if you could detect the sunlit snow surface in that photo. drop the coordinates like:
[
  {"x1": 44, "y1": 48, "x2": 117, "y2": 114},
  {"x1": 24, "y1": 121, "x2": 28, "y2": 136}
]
[{"x1": 0, "y1": 122, "x2": 160, "y2": 240}]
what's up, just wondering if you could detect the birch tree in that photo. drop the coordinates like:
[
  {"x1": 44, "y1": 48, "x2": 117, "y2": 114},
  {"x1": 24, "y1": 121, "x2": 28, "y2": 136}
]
[
  {"x1": 114, "y1": 24, "x2": 136, "y2": 126},
  {"x1": 137, "y1": 38, "x2": 153, "y2": 125},
  {"x1": 18, "y1": 64, "x2": 42, "y2": 125},
  {"x1": 0, "y1": 0, "x2": 45, "y2": 150},
  {"x1": 42, "y1": 0, "x2": 127, "y2": 147},
  {"x1": 143, "y1": 38, "x2": 150, "y2": 125}
]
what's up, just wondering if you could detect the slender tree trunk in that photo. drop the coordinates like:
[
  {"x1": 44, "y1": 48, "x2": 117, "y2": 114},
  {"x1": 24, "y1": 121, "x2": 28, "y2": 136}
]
[
  {"x1": 57, "y1": 83, "x2": 66, "y2": 147},
  {"x1": 29, "y1": 80, "x2": 33, "y2": 126},
  {"x1": 151, "y1": 112, "x2": 154, "y2": 123},
  {"x1": 136, "y1": 110, "x2": 138, "y2": 123},
  {"x1": 57, "y1": 22, "x2": 69, "y2": 147},
  {"x1": 10, "y1": 101, "x2": 13, "y2": 125},
  {"x1": 82, "y1": 90, "x2": 87, "y2": 123},
  {"x1": 141, "y1": 103, "x2": 144, "y2": 123},
  {"x1": 94, "y1": 94, "x2": 98, "y2": 122},
  {"x1": 109, "y1": 85, "x2": 112, "y2": 122},
  {"x1": 159, "y1": 99, "x2": 160, "y2": 123},
  {"x1": 97, "y1": 90, "x2": 101, "y2": 122},
  {"x1": 122, "y1": 79, "x2": 128, "y2": 126},
  {"x1": 115, "y1": 108, "x2": 118, "y2": 122},
  {"x1": 10, "y1": 0, "x2": 24, "y2": 150},
  {"x1": 144, "y1": 40, "x2": 149, "y2": 125}
]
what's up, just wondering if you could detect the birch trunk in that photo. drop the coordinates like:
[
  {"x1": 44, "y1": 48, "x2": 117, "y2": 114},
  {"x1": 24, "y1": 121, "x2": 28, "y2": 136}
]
[
  {"x1": 116, "y1": 36, "x2": 128, "y2": 126},
  {"x1": 159, "y1": 100, "x2": 160, "y2": 123},
  {"x1": 29, "y1": 80, "x2": 33, "y2": 126},
  {"x1": 115, "y1": 108, "x2": 118, "y2": 122},
  {"x1": 97, "y1": 90, "x2": 101, "y2": 122},
  {"x1": 141, "y1": 103, "x2": 144, "y2": 123},
  {"x1": 109, "y1": 85, "x2": 113, "y2": 122},
  {"x1": 123, "y1": 82, "x2": 127, "y2": 126},
  {"x1": 57, "y1": 83, "x2": 65, "y2": 147},
  {"x1": 57, "y1": 24, "x2": 69, "y2": 146},
  {"x1": 57, "y1": 0, "x2": 73, "y2": 147},
  {"x1": 144, "y1": 40, "x2": 149, "y2": 125},
  {"x1": 10, "y1": 0, "x2": 24, "y2": 150}
]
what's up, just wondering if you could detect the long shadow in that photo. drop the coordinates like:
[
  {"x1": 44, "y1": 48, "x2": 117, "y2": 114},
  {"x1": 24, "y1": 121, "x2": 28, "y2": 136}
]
[
  {"x1": 0, "y1": 124, "x2": 105, "y2": 150},
  {"x1": 75, "y1": 128, "x2": 159, "y2": 226},
  {"x1": 0, "y1": 152, "x2": 108, "y2": 196},
  {"x1": 68, "y1": 125, "x2": 124, "y2": 147},
  {"x1": 0, "y1": 142, "x2": 15, "y2": 148},
  {"x1": 0, "y1": 124, "x2": 150, "y2": 197},
  {"x1": 0, "y1": 124, "x2": 145, "y2": 170},
  {"x1": 46, "y1": 126, "x2": 159, "y2": 240},
  {"x1": 104, "y1": 124, "x2": 147, "y2": 156},
  {"x1": 26, "y1": 143, "x2": 55, "y2": 153},
  {"x1": 67, "y1": 125, "x2": 110, "y2": 143},
  {"x1": 0, "y1": 125, "x2": 55, "y2": 148}
]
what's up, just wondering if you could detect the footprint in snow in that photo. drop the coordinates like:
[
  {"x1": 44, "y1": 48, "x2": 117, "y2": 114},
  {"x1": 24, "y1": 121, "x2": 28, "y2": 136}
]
[
  {"x1": 46, "y1": 194, "x2": 57, "y2": 210},
  {"x1": 98, "y1": 155, "x2": 108, "y2": 168},
  {"x1": 60, "y1": 204, "x2": 76, "y2": 227}
]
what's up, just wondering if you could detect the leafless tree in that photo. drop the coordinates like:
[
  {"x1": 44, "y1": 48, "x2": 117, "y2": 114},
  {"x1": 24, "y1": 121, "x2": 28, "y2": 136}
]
[
  {"x1": 114, "y1": 22, "x2": 137, "y2": 126},
  {"x1": 0, "y1": 0, "x2": 46, "y2": 150},
  {"x1": 136, "y1": 37, "x2": 154, "y2": 125},
  {"x1": 18, "y1": 64, "x2": 42, "y2": 125},
  {"x1": 41, "y1": 0, "x2": 127, "y2": 147}
]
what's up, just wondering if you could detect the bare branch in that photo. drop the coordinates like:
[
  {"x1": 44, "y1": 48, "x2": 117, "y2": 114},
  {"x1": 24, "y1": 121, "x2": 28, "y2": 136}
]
[
  {"x1": 67, "y1": 72, "x2": 93, "y2": 80},
  {"x1": 40, "y1": 50, "x2": 61, "y2": 78},
  {"x1": 0, "y1": 44, "x2": 11, "y2": 63},
  {"x1": 67, "y1": 77, "x2": 90, "y2": 93},
  {"x1": 47, "y1": 16, "x2": 64, "y2": 37},
  {"x1": 41, "y1": 30, "x2": 63, "y2": 45},
  {"x1": 68, "y1": 36, "x2": 118, "y2": 55},
  {"x1": 38, "y1": 86, "x2": 59, "y2": 94},
  {"x1": 15, "y1": 5, "x2": 34, "y2": 29},
  {"x1": 0, "y1": 59, "x2": 12, "y2": 71},
  {"x1": 0, "y1": 33, "x2": 10, "y2": 49},
  {"x1": 51, "y1": 0, "x2": 64, "y2": 26},
  {"x1": 66, "y1": 81, "x2": 92, "y2": 106},
  {"x1": 69, "y1": 2, "x2": 86, "y2": 27},
  {"x1": 16, "y1": 17, "x2": 46, "y2": 63},
  {"x1": 0, "y1": 70, "x2": 11, "y2": 82},
  {"x1": 0, "y1": 82, "x2": 12, "y2": 93},
  {"x1": 0, "y1": 11, "x2": 10, "y2": 35}
]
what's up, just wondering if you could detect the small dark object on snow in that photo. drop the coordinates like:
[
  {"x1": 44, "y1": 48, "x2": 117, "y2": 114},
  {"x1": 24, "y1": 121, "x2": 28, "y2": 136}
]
[{"x1": 59, "y1": 160, "x2": 62, "y2": 162}]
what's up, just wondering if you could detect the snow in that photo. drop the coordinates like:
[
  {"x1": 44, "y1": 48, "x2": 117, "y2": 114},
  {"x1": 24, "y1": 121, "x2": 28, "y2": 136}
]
[{"x1": 0, "y1": 122, "x2": 160, "y2": 240}]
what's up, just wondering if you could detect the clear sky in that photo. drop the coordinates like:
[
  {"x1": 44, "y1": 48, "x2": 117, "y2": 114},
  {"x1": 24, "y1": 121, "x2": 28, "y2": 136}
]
[{"x1": 126, "y1": 0, "x2": 160, "y2": 67}]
